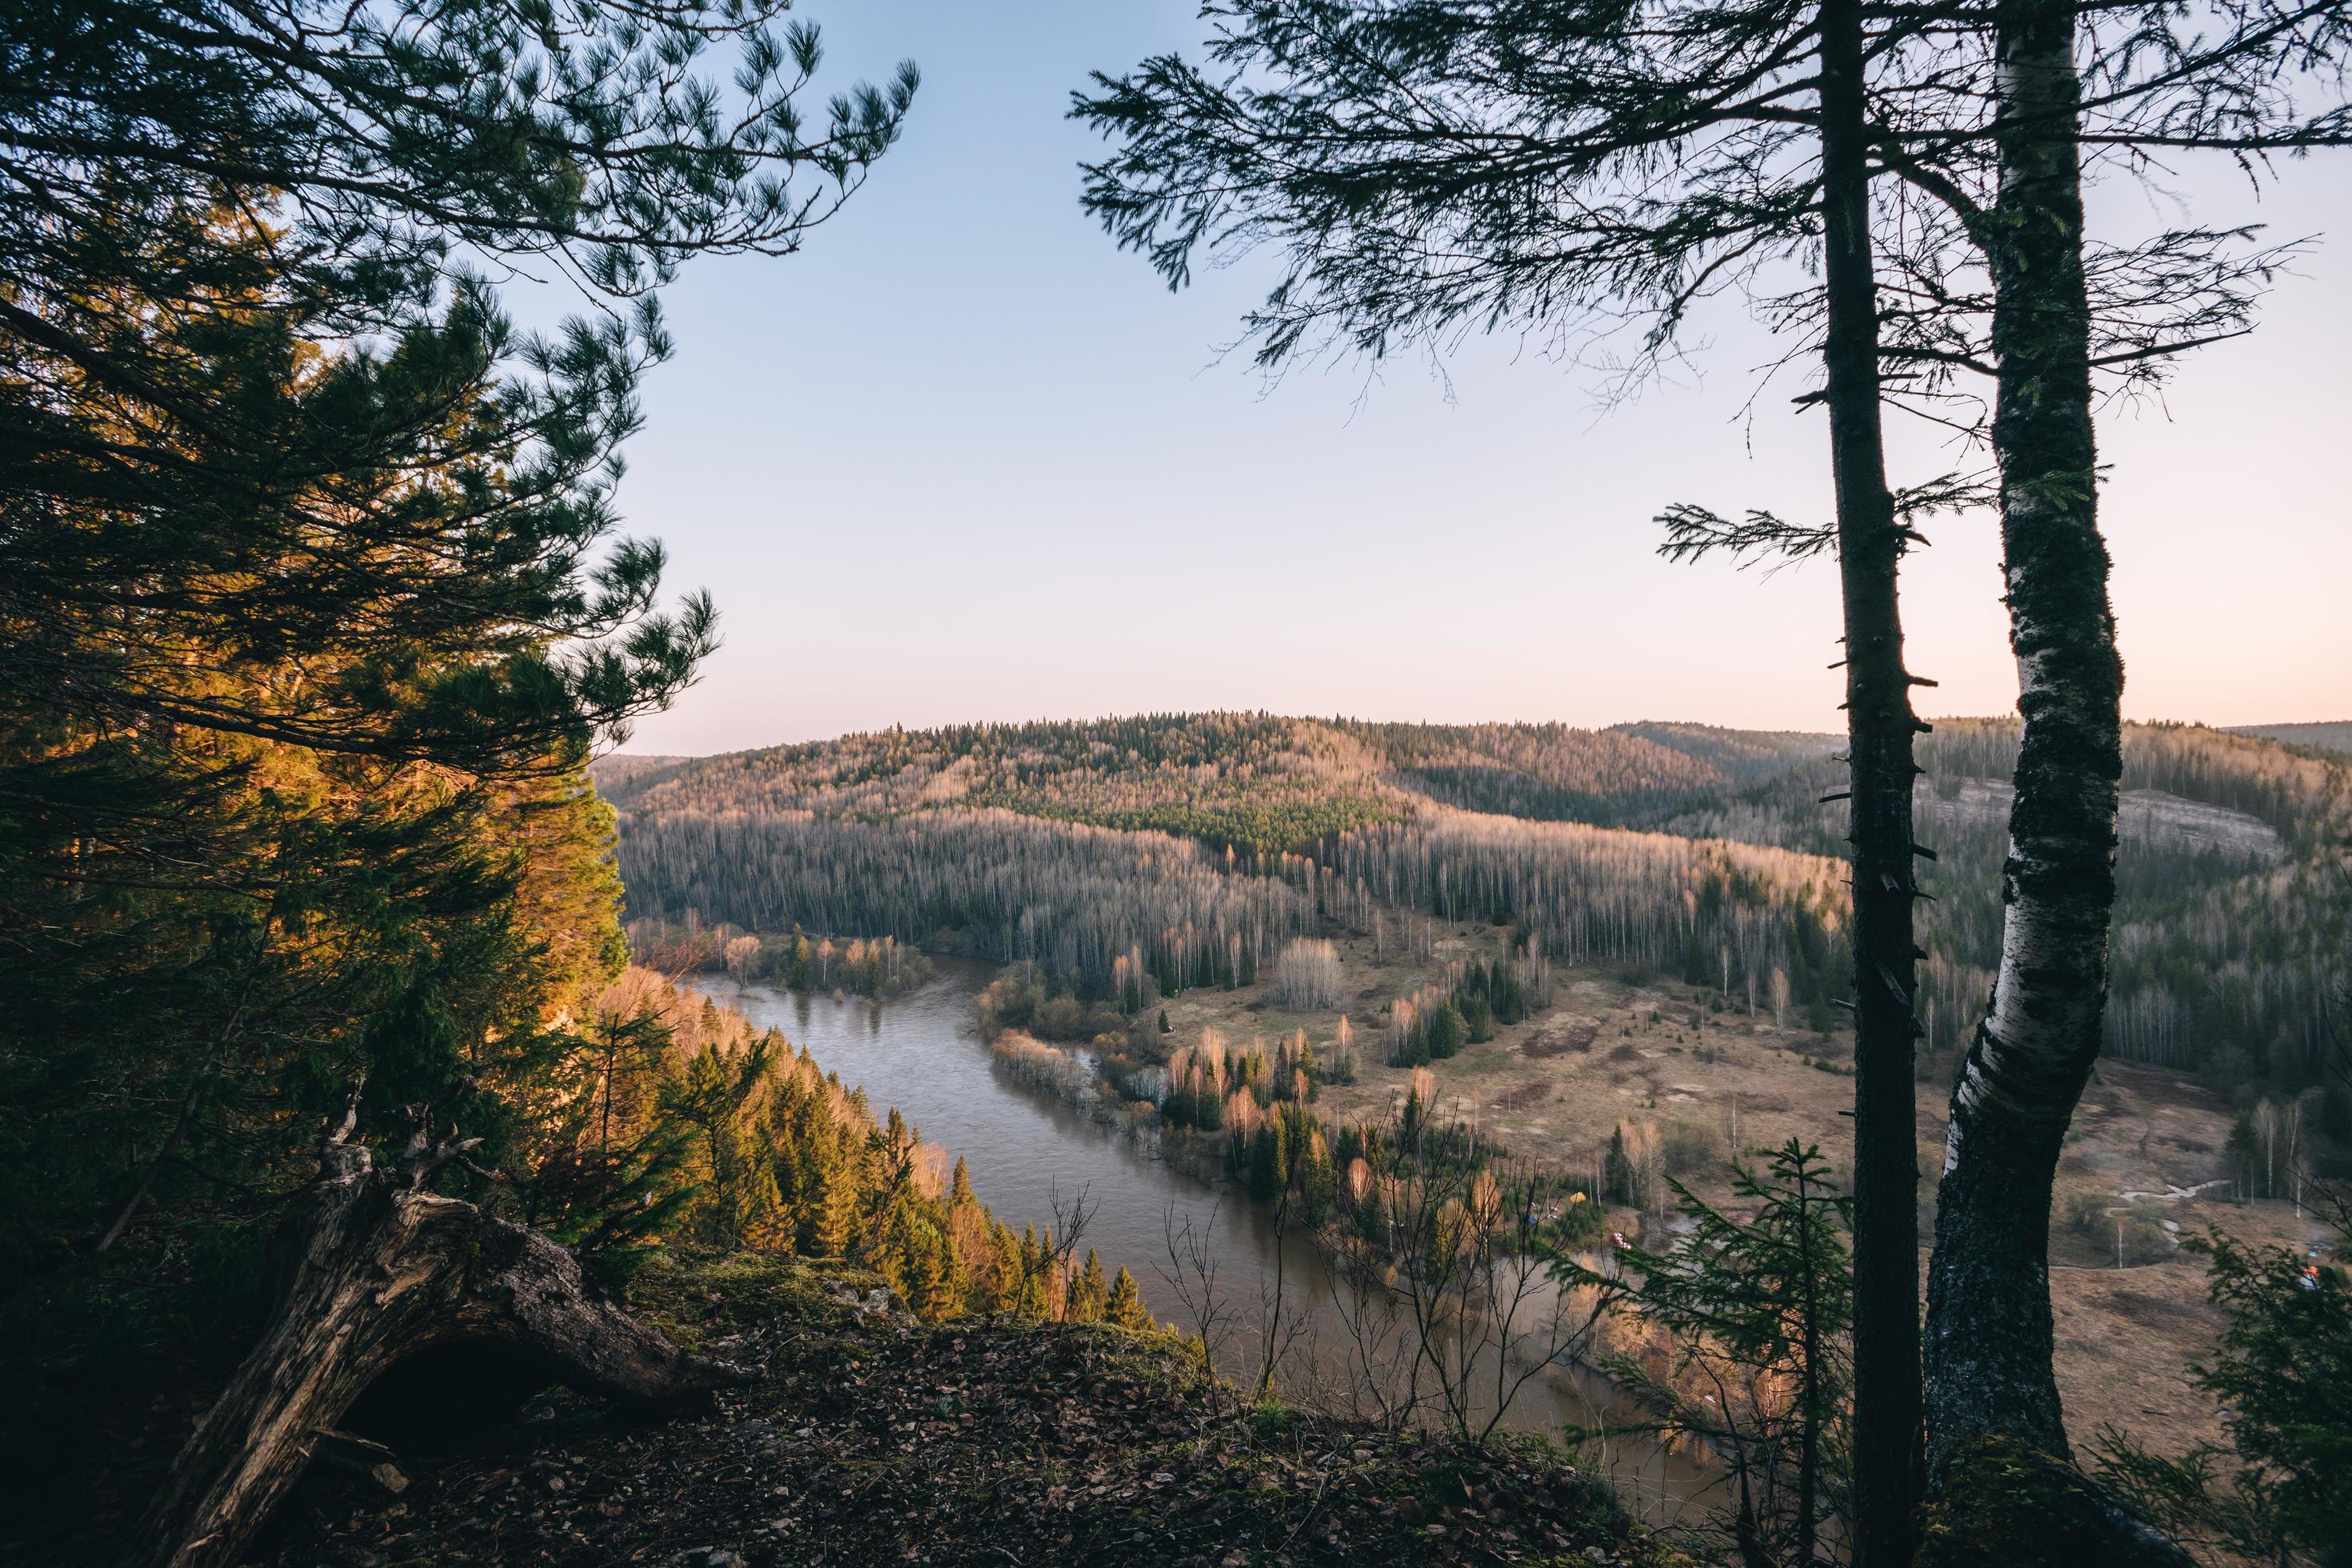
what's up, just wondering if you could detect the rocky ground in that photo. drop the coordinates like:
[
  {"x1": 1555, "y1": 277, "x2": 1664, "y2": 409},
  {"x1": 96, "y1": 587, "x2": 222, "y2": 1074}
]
[{"x1": 247, "y1": 1251, "x2": 1682, "y2": 1568}]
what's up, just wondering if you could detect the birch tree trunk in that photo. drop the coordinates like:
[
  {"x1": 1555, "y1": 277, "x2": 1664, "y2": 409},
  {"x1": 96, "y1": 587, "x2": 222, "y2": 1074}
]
[
  {"x1": 1819, "y1": 0, "x2": 1926, "y2": 1554},
  {"x1": 134, "y1": 1118, "x2": 745, "y2": 1568},
  {"x1": 1924, "y1": 0, "x2": 2123, "y2": 1478}
]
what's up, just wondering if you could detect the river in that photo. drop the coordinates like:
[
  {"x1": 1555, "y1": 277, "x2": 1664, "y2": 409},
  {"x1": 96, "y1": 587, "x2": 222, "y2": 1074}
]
[{"x1": 686, "y1": 958, "x2": 1714, "y2": 1524}]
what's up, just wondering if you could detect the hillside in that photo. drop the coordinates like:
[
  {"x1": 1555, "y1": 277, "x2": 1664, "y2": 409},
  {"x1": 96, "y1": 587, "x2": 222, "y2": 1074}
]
[
  {"x1": 246, "y1": 1251, "x2": 1668, "y2": 1568},
  {"x1": 1332, "y1": 720, "x2": 1838, "y2": 825},
  {"x1": 599, "y1": 713, "x2": 1405, "y2": 854},
  {"x1": 590, "y1": 752, "x2": 695, "y2": 788},
  {"x1": 2230, "y1": 719, "x2": 2352, "y2": 755},
  {"x1": 593, "y1": 715, "x2": 1843, "y2": 845},
  {"x1": 602, "y1": 712, "x2": 2350, "y2": 1090},
  {"x1": 599, "y1": 716, "x2": 1860, "y2": 1030}
]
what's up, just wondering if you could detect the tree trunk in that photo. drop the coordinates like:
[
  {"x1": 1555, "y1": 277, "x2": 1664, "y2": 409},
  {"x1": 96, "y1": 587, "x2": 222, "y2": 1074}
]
[
  {"x1": 1924, "y1": 0, "x2": 2120, "y2": 1479},
  {"x1": 1819, "y1": 0, "x2": 1926, "y2": 1556},
  {"x1": 134, "y1": 1122, "x2": 745, "y2": 1568}
]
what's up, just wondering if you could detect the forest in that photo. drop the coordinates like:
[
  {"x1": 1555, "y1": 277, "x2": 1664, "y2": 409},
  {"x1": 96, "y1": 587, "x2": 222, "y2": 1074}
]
[
  {"x1": 5, "y1": 0, "x2": 2350, "y2": 1563},
  {"x1": 606, "y1": 711, "x2": 2351, "y2": 1102}
]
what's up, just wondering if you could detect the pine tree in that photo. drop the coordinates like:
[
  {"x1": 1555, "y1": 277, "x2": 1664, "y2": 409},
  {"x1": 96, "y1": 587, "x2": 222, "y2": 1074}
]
[
  {"x1": 1604, "y1": 1126, "x2": 1637, "y2": 1210},
  {"x1": 1015, "y1": 1226, "x2": 1050, "y2": 1317},
  {"x1": 2225, "y1": 1114, "x2": 2261, "y2": 1203},
  {"x1": 1427, "y1": 1002, "x2": 1467, "y2": 1060},
  {"x1": 1248, "y1": 1120, "x2": 1288, "y2": 1202},
  {"x1": 1298, "y1": 1130, "x2": 1338, "y2": 1226},
  {"x1": 812, "y1": 1152, "x2": 862, "y2": 1259},
  {"x1": 1074, "y1": 1250, "x2": 1110, "y2": 1323},
  {"x1": 1106, "y1": 1266, "x2": 1152, "y2": 1332},
  {"x1": 1562, "y1": 1141, "x2": 1852, "y2": 1566},
  {"x1": 902, "y1": 1221, "x2": 959, "y2": 1324}
]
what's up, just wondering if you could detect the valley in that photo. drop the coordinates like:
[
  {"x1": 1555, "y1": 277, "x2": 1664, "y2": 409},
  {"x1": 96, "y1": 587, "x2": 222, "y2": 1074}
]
[
  {"x1": 597, "y1": 711, "x2": 2350, "y2": 1472},
  {"x1": 17, "y1": 0, "x2": 2348, "y2": 1556}
]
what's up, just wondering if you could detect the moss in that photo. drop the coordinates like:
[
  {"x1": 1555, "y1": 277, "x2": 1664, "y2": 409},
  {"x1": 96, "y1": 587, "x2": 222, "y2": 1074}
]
[{"x1": 623, "y1": 1248, "x2": 879, "y2": 1351}]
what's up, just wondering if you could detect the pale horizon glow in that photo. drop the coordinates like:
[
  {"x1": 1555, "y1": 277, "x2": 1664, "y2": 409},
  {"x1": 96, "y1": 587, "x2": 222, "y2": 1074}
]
[{"x1": 586, "y1": 0, "x2": 2352, "y2": 759}]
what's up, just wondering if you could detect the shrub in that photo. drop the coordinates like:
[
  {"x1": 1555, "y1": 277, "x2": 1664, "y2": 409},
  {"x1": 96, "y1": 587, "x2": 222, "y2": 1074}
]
[
  {"x1": 2117, "y1": 1218, "x2": 2176, "y2": 1266},
  {"x1": 1554, "y1": 1192, "x2": 1607, "y2": 1244},
  {"x1": 1662, "y1": 1119, "x2": 1728, "y2": 1176},
  {"x1": 2061, "y1": 1190, "x2": 2111, "y2": 1238}
]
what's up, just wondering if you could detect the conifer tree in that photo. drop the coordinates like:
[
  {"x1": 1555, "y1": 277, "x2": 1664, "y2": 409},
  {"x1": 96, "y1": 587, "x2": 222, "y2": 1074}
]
[
  {"x1": 1106, "y1": 1266, "x2": 1153, "y2": 1332},
  {"x1": 1074, "y1": 1250, "x2": 1110, "y2": 1323},
  {"x1": 812, "y1": 1150, "x2": 862, "y2": 1260},
  {"x1": 1427, "y1": 1002, "x2": 1468, "y2": 1061},
  {"x1": 1562, "y1": 1142, "x2": 1853, "y2": 1566},
  {"x1": 1077, "y1": 2, "x2": 2352, "y2": 1538},
  {"x1": 0, "y1": 0, "x2": 920, "y2": 1495},
  {"x1": 902, "y1": 1220, "x2": 959, "y2": 1323},
  {"x1": 1604, "y1": 1126, "x2": 1638, "y2": 1210}
]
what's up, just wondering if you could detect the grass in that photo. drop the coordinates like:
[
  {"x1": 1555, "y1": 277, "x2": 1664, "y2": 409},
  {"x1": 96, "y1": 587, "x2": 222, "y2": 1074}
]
[{"x1": 1154, "y1": 919, "x2": 2324, "y2": 1463}]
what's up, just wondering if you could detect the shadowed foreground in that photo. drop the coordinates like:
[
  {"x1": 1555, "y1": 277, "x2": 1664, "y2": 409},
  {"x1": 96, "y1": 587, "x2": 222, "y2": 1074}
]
[{"x1": 249, "y1": 1252, "x2": 1676, "y2": 1568}]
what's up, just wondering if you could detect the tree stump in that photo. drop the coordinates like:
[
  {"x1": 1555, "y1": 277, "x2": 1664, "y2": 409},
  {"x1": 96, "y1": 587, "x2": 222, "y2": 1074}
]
[{"x1": 134, "y1": 1102, "x2": 745, "y2": 1568}]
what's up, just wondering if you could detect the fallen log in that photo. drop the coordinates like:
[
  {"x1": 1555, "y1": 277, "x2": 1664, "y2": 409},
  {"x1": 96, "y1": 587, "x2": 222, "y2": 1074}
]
[{"x1": 134, "y1": 1091, "x2": 746, "y2": 1568}]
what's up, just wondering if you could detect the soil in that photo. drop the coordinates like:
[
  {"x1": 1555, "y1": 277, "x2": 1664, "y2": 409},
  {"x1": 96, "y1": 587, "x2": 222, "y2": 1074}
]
[{"x1": 248, "y1": 1252, "x2": 1686, "y2": 1568}]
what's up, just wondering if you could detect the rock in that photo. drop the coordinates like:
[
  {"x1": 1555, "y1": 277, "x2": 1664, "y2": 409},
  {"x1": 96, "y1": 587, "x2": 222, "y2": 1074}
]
[{"x1": 369, "y1": 1463, "x2": 409, "y2": 1497}]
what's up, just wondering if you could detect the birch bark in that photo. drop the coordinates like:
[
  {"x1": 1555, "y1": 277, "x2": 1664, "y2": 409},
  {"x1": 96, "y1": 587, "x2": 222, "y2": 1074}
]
[{"x1": 1924, "y1": 0, "x2": 2123, "y2": 1476}]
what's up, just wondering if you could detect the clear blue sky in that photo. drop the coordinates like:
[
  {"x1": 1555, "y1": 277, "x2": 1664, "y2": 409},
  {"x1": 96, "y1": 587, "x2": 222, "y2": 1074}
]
[{"x1": 589, "y1": 0, "x2": 2352, "y2": 756}]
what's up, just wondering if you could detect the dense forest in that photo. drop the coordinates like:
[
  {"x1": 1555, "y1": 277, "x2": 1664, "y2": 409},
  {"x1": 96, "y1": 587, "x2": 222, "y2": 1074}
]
[
  {"x1": 1664, "y1": 720, "x2": 2351, "y2": 1088},
  {"x1": 606, "y1": 711, "x2": 2350, "y2": 1098}
]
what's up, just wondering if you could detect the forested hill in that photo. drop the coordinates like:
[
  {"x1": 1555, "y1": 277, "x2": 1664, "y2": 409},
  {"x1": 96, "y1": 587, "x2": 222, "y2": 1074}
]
[
  {"x1": 594, "y1": 713, "x2": 1842, "y2": 847},
  {"x1": 603, "y1": 713, "x2": 2350, "y2": 1093},
  {"x1": 2230, "y1": 719, "x2": 2352, "y2": 755},
  {"x1": 1336, "y1": 719, "x2": 1841, "y2": 824}
]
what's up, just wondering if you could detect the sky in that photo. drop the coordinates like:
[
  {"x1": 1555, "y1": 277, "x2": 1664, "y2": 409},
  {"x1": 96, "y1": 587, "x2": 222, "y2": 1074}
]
[{"x1": 581, "y1": 0, "x2": 2352, "y2": 758}]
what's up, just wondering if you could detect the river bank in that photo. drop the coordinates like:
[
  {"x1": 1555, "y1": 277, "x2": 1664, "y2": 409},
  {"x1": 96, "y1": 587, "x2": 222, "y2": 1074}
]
[{"x1": 682, "y1": 962, "x2": 1720, "y2": 1526}]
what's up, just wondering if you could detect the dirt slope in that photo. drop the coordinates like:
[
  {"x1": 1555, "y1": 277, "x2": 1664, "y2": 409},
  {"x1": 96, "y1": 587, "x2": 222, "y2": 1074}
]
[{"x1": 250, "y1": 1253, "x2": 1679, "y2": 1568}]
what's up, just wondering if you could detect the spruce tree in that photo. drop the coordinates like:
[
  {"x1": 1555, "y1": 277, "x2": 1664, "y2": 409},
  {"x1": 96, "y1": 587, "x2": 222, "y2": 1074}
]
[
  {"x1": 812, "y1": 1154, "x2": 862, "y2": 1260},
  {"x1": 1561, "y1": 1141, "x2": 1853, "y2": 1566},
  {"x1": 1428, "y1": 1001, "x2": 1469, "y2": 1058},
  {"x1": 1604, "y1": 1126, "x2": 1638, "y2": 1210},
  {"x1": 903, "y1": 1222, "x2": 958, "y2": 1324},
  {"x1": 1074, "y1": 1250, "x2": 1110, "y2": 1323},
  {"x1": 0, "y1": 0, "x2": 919, "y2": 1498},
  {"x1": 1106, "y1": 1266, "x2": 1152, "y2": 1332}
]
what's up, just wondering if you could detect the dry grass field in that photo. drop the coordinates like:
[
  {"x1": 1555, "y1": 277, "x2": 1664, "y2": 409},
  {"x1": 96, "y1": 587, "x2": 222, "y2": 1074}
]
[{"x1": 1154, "y1": 921, "x2": 2327, "y2": 1461}]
